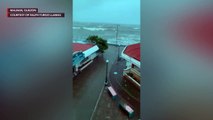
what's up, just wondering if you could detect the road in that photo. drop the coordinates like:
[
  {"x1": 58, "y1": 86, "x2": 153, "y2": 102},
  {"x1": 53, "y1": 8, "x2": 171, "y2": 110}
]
[{"x1": 73, "y1": 45, "x2": 123, "y2": 120}]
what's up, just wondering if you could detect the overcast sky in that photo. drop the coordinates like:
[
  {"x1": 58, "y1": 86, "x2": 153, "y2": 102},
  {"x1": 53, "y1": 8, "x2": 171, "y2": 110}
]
[{"x1": 73, "y1": 0, "x2": 140, "y2": 25}]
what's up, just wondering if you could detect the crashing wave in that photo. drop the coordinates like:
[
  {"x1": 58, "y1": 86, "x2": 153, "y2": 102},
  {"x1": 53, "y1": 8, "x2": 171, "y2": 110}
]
[{"x1": 83, "y1": 27, "x2": 106, "y2": 31}]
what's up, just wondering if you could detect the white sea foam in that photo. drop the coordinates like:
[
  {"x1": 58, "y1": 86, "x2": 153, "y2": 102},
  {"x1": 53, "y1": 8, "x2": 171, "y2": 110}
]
[
  {"x1": 133, "y1": 28, "x2": 140, "y2": 30},
  {"x1": 73, "y1": 27, "x2": 81, "y2": 30},
  {"x1": 106, "y1": 38, "x2": 139, "y2": 46},
  {"x1": 83, "y1": 27, "x2": 106, "y2": 31}
]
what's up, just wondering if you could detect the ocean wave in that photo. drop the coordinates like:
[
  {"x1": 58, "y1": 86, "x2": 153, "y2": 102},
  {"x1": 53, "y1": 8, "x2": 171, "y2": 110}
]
[
  {"x1": 106, "y1": 38, "x2": 140, "y2": 46},
  {"x1": 83, "y1": 27, "x2": 106, "y2": 31},
  {"x1": 133, "y1": 28, "x2": 140, "y2": 30},
  {"x1": 73, "y1": 27, "x2": 81, "y2": 30}
]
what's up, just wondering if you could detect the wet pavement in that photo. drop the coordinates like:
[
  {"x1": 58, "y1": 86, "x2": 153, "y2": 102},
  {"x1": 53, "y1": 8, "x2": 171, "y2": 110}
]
[
  {"x1": 92, "y1": 87, "x2": 139, "y2": 120},
  {"x1": 73, "y1": 45, "x2": 140, "y2": 120},
  {"x1": 92, "y1": 59, "x2": 140, "y2": 120},
  {"x1": 73, "y1": 45, "x2": 123, "y2": 120},
  {"x1": 73, "y1": 55, "x2": 107, "y2": 120},
  {"x1": 109, "y1": 60, "x2": 140, "y2": 115}
]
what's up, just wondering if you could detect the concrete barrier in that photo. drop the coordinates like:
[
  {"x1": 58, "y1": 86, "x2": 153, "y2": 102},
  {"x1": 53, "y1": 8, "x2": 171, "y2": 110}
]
[
  {"x1": 119, "y1": 101, "x2": 134, "y2": 118},
  {"x1": 107, "y1": 86, "x2": 117, "y2": 100}
]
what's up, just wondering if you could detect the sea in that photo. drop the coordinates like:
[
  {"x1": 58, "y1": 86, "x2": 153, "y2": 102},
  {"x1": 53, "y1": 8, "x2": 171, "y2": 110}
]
[{"x1": 73, "y1": 22, "x2": 140, "y2": 46}]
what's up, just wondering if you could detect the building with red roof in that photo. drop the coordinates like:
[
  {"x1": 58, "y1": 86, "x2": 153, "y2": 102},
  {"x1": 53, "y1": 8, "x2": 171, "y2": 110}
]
[
  {"x1": 73, "y1": 43, "x2": 94, "y2": 52},
  {"x1": 121, "y1": 43, "x2": 140, "y2": 68},
  {"x1": 72, "y1": 43, "x2": 99, "y2": 76},
  {"x1": 123, "y1": 44, "x2": 140, "y2": 61},
  {"x1": 121, "y1": 43, "x2": 141, "y2": 88}
]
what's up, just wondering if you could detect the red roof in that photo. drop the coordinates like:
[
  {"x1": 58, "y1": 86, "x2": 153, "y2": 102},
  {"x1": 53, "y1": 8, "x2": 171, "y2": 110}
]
[
  {"x1": 73, "y1": 43, "x2": 94, "y2": 52},
  {"x1": 123, "y1": 43, "x2": 140, "y2": 61}
]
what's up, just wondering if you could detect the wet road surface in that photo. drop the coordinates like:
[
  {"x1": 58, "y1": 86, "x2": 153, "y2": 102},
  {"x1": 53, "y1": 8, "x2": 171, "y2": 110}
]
[
  {"x1": 73, "y1": 45, "x2": 123, "y2": 120},
  {"x1": 109, "y1": 60, "x2": 140, "y2": 116}
]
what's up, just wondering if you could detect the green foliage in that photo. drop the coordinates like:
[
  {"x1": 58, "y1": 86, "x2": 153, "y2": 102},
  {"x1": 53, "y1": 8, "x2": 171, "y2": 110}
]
[{"x1": 86, "y1": 35, "x2": 108, "y2": 53}]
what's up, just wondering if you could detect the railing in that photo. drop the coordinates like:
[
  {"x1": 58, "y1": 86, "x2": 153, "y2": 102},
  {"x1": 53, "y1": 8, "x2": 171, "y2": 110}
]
[
  {"x1": 123, "y1": 68, "x2": 141, "y2": 89},
  {"x1": 79, "y1": 60, "x2": 93, "y2": 71}
]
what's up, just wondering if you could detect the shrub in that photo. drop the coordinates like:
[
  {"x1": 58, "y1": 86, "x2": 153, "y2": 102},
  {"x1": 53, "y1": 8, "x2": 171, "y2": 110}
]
[{"x1": 86, "y1": 35, "x2": 108, "y2": 53}]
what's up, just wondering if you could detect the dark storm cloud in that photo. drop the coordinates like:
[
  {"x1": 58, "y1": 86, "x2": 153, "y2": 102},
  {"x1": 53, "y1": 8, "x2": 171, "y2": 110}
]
[{"x1": 73, "y1": 0, "x2": 140, "y2": 25}]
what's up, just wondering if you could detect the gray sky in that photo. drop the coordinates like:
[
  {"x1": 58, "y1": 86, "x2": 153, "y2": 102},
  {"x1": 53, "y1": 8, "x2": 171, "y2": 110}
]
[{"x1": 73, "y1": 0, "x2": 140, "y2": 25}]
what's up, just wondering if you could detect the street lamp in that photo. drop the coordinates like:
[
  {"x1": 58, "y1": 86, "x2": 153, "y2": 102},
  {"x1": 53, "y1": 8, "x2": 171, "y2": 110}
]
[{"x1": 105, "y1": 59, "x2": 109, "y2": 86}]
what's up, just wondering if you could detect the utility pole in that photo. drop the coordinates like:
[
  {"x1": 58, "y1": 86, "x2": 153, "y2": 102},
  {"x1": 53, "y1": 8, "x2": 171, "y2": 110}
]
[{"x1": 116, "y1": 24, "x2": 120, "y2": 61}]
